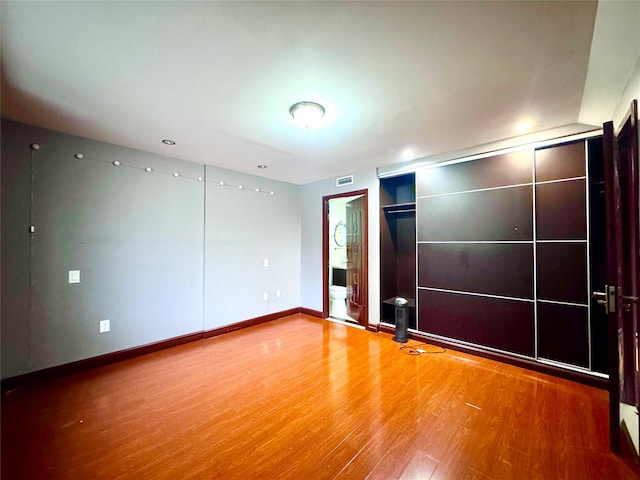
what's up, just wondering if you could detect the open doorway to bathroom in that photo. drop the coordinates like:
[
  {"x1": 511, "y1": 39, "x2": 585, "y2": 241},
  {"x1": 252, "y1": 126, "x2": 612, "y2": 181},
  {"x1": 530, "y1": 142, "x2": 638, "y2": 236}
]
[{"x1": 322, "y1": 189, "x2": 368, "y2": 328}]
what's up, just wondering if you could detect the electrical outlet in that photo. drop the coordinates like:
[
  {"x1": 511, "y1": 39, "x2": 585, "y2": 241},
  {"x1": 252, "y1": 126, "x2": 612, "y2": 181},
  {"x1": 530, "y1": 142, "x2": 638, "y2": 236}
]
[
  {"x1": 263, "y1": 258, "x2": 269, "y2": 267},
  {"x1": 68, "y1": 270, "x2": 80, "y2": 284},
  {"x1": 99, "y1": 319, "x2": 110, "y2": 333},
  {"x1": 263, "y1": 292, "x2": 268, "y2": 301},
  {"x1": 276, "y1": 289, "x2": 281, "y2": 298}
]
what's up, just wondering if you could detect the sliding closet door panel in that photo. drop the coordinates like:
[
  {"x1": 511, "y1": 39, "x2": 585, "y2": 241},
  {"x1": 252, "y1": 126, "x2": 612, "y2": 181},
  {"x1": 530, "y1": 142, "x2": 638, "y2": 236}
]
[
  {"x1": 536, "y1": 243, "x2": 588, "y2": 304},
  {"x1": 535, "y1": 141, "x2": 586, "y2": 182},
  {"x1": 417, "y1": 243, "x2": 533, "y2": 299},
  {"x1": 537, "y1": 303, "x2": 589, "y2": 367},
  {"x1": 536, "y1": 179, "x2": 587, "y2": 240},
  {"x1": 417, "y1": 186, "x2": 533, "y2": 241},
  {"x1": 416, "y1": 150, "x2": 532, "y2": 197},
  {"x1": 418, "y1": 290, "x2": 534, "y2": 356}
]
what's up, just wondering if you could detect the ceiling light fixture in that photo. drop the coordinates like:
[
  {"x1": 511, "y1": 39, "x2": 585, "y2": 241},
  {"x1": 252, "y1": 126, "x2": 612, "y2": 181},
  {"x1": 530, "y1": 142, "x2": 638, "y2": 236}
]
[
  {"x1": 257, "y1": 164, "x2": 267, "y2": 169},
  {"x1": 162, "y1": 139, "x2": 176, "y2": 145},
  {"x1": 401, "y1": 148, "x2": 414, "y2": 161},
  {"x1": 289, "y1": 101, "x2": 325, "y2": 130},
  {"x1": 515, "y1": 121, "x2": 532, "y2": 133}
]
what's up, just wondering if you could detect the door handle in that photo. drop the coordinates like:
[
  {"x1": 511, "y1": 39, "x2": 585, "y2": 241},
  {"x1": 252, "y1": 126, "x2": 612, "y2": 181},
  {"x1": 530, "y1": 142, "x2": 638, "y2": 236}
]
[
  {"x1": 622, "y1": 295, "x2": 638, "y2": 312},
  {"x1": 592, "y1": 286, "x2": 617, "y2": 314},
  {"x1": 592, "y1": 291, "x2": 607, "y2": 305}
]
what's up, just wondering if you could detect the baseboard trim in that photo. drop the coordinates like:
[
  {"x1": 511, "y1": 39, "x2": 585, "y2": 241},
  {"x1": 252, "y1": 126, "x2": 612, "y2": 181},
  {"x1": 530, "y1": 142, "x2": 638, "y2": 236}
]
[
  {"x1": 1, "y1": 331, "x2": 203, "y2": 393},
  {"x1": 378, "y1": 324, "x2": 608, "y2": 390},
  {"x1": 203, "y1": 308, "x2": 300, "y2": 339},
  {"x1": 1, "y1": 307, "x2": 303, "y2": 393},
  {"x1": 300, "y1": 307, "x2": 324, "y2": 318}
]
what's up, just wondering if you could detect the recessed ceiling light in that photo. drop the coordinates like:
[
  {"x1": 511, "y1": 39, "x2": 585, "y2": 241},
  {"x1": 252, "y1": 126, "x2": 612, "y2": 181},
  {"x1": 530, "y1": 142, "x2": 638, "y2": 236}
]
[
  {"x1": 290, "y1": 101, "x2": 325, "y2": 130},
  {"x1": 162, "y1": 139, "x2": 176, "y2": 145},
  {"x1": 257, "y1": 164, "x2": 267, "y2": 169},
  {"x1": 401, "y1": 148, "x2": 415, "y2": 161},
  {"x1": 515, "y1": 121, "x2": 532, "y2": 133}
]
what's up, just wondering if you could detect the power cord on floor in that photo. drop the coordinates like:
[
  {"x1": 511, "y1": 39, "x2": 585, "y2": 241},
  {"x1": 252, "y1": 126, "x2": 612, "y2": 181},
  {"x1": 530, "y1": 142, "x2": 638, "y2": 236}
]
[{"x1": 399, "y1": 341, "x2": 446, "y2": 356}]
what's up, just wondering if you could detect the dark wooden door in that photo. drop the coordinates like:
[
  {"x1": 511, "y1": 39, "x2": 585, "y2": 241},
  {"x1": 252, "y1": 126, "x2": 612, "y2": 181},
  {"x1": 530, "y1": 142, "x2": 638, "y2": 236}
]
[
  {"x1": 617, "y1": 101, "x2": 640, "y2": 412},
  {"x1": 604, "y1": 99, "x2": 640, "y2": 452},
  {"x1": 346, "y1": 195, "x2": 367, "y2": 325}
]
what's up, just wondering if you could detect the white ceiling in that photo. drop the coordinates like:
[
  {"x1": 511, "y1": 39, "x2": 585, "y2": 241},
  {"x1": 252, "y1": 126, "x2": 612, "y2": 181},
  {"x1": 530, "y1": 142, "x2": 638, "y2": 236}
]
[{"x1": 1, "y1": 1, "x2": 638, "y2": 185}]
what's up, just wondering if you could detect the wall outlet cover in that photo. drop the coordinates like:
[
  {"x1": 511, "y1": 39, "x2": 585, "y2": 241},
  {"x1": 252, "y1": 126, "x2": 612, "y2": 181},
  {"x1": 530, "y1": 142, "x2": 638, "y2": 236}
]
[
  {"x1": 68, "y1": 270, "x2": 80, "y2": 284},
  {"x1": 99, "y1": 319, "x2": 110, "y2": 333}
]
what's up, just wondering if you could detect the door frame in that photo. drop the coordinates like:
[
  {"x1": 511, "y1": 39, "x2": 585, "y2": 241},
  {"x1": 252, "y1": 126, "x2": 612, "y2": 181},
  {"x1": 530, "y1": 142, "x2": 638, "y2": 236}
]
[
  {"x1": 322, "y1": 189, "x2": 369, "y2": 327},
  {"x1": 604, "y1": 120, "x2": 621, "y2": 451}
]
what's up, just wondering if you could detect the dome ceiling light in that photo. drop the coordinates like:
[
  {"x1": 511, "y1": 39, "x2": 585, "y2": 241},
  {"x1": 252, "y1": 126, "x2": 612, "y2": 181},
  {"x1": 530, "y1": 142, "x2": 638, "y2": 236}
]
[{"x1": 289, "y1": 101, "x2": 325, "y2": 130}]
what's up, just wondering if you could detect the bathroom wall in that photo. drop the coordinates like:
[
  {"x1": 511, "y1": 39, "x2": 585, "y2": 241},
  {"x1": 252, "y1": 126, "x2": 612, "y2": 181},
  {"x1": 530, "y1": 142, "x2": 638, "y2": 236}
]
[
  {"x1": 1, "y1": 119, "x2": 301, "y2": 379},
  {"x1": 328, "y1": 197, "x2": 348, "y2": 269}
]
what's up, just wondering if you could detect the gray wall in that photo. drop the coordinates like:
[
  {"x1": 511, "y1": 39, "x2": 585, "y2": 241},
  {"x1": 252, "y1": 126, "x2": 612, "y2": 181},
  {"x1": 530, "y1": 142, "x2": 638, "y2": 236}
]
[
  {"x1": 1, "y1": 120, "x2": 301, "y2": 379},
  {"x1": 299, "y1": 171, "x2": 380, "y2": 323},
  {"x1": 204, "y1": 166, "x2": 300, "y2": 328}
]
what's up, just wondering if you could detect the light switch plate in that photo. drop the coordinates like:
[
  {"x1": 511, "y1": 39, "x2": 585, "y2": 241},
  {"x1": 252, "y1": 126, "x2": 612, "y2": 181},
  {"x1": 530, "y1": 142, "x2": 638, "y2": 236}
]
[
  {"x1": 263, "y1": 258, "x2": 269, "y2": 267},
  {"x1": 276, "y1": 289, "x2": 281, "y2": 298},
  {"x1": 99, "y1": 319, "x2": 110, "y2": 333},
  {"x1": 68, "y1": 270, "x2": 80, "y2": 284},
  {"x1": 263, "y1": 292, "x2": 268, "y2": 301}
]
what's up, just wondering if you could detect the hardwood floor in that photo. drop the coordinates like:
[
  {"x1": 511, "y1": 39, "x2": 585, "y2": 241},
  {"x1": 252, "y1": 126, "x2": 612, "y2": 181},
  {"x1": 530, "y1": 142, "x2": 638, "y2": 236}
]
[{"x1": 2, "y1": 314, "x2": 638, "y2": 479}]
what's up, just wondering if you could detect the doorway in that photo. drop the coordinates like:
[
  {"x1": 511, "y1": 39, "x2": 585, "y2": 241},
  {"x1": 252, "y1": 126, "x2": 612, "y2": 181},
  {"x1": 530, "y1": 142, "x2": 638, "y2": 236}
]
[{"x1": 322, "y1": 190, "x2": 368, "y2": 328}]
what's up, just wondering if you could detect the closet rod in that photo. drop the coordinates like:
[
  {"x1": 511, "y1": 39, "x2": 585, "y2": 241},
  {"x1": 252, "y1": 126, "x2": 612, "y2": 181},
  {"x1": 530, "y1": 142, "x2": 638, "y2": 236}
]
[{"x1": 385, "y1": 209, "x2": 416, "y2": 214}]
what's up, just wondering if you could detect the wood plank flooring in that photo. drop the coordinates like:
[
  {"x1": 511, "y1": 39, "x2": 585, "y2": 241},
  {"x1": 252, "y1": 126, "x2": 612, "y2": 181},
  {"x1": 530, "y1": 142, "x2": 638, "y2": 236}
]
[{"x1": 2, "y1": 314, "x2": 638, "y2": 479}]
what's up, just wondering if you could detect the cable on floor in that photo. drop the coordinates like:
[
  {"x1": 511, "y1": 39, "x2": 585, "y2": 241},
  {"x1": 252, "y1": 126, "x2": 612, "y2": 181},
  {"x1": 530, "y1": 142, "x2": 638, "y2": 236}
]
[{"x1": 399, "y1": 341, "x2": 446, "y2": 356}]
